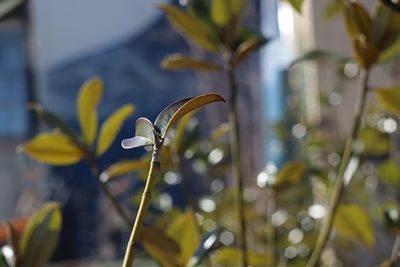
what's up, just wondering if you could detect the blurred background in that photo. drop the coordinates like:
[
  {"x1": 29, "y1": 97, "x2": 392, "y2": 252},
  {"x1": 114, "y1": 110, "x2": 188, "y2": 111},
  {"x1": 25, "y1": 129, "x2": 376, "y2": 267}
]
[{"x1": 0, "y1": 0, "x2": 399, "y2": 266}]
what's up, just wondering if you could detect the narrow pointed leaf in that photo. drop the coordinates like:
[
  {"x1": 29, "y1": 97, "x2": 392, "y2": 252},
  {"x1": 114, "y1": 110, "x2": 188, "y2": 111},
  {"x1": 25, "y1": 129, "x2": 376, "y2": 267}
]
[
  {"x1": 18, "y1": 132, "x2": 84, "y2": 165},
  {"x1": 273, "y1": 161, "x2": 305, "y2": 190},
  {"x1": 77, "y1": 78, "x2": 103, "y2": 146},
  {"x1": 375, "y1": 86, "x2": 400, "y2": 117},
  {"x1": 158, "y1": 4, "x2": 218, "y2": 52},
  {"x1": 100, "y1": 159, "x2": 149, "y2": 183},
  {"x1": 30, "y1": 104, "x2": 82, "y2": 147},
  {"x1": 20, "y1": 203, "x2": 62, "y2": 267},
  {"x1": 140, "y1": 225, "x2": 181, "y2": 267},
  {"x1": 211, "y1": 0, "x2": 229, "y2": 26},
  {"x1": 121, "y1": 136, "x2": 153, "y2": 150},
  {"x1": 290, "y1": 50, "x2": 352, "y2": 66},
  {"x1": 379, "y1": 37, "x2": 400, "y2": 62},
  {"x1": 233, "y1": 35, "x2": 268, "y2": 66},
  {"x1": 161, "y1": 54, "x2": 221, "y2": 72},
  {"x1": 155, "y1": 93, "x2": 225, "y2": 139},
  {"x1": 343, "y1": 2, "x2": 372, "y2": 41},
  {"x1": 96, "y1": 104, "x2": 135, "y2": 156},
  {"x1": 334, "y1": 203, "x2": 374, "y2": 247}
]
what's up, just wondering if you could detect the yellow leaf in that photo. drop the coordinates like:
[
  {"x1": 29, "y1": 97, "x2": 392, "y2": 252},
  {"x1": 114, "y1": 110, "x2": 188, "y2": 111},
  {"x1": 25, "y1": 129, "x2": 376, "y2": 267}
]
[
  {"x1": 211, "y1": 0, "x2": 230, "y2": 27},
  {"x1": 375, "y1": 86, "x2": 400, "y2": 117},
  {"x1": 99, "y1": 159, "x2": 149, "y2": 183},
  {"x1": 77, "y1": 78, "x2": 103, "y2": 146},
  {"x1": 273, "y1": 161, "x2": 305, "y2": 190},
  {"x1": 96, "y1": 104, "x2": 135, "y2": 156},
  {"x1": 18, "y1": 132, "x2": 84, "y2": 165},
  {"x1": 140, "y1": 225, "x2": 181, "y2": 267},
  {"x1": 167, "y1": 210, "x2": 200, "y2": 264},
  {"x1": 211, "y1": 247, "x2": 267, "y2": 267},
  {"x1": 233, "y1": 35, "x2": 267, "y2": 66},
  {"x1": 343, "y1": 1, "x2": 373, "y2": 41},
  {"x1": 334, "y1": 203, "x2": 375, "y2": 247},
  {"x1": 161, "y1": 54, "x2": 221, "y2": 72}
]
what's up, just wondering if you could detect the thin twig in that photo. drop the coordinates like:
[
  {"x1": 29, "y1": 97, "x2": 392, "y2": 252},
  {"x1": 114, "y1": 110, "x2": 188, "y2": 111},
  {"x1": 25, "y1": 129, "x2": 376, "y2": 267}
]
[{"x1": 307, "y1": 68, "x2": 370, "y2": 267}]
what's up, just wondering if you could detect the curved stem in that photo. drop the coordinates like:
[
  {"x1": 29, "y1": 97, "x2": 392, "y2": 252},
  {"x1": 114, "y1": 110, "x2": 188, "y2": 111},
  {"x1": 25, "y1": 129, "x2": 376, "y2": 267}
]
[
  {"x1": 307, "y1": 68, "x2": 370, "y2": 267},
  {"x1": 226, "y1": 60, "x2": 248, "y2": 267},
  {"x1": 122, "y1": 148, "x2": 161, "y2": 267}
]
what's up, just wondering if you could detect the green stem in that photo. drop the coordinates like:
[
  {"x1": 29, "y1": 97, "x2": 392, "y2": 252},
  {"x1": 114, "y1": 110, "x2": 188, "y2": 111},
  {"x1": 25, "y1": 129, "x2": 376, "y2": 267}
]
[
  {"x1": 307, "y1": 68, "x2": 370, "y2": 267},
  {"x1": 226, "y1": 60, "x2": 248, "y2": 267},
  {"x1": 122, "y1": 148, "x2": 161, "y2": 267},
  {"x1": 87, "y1": 153, "x2": 132, "y2": 228},
  {"x1": 266, "y1": 188, "x2": 276, "y2": 267}
]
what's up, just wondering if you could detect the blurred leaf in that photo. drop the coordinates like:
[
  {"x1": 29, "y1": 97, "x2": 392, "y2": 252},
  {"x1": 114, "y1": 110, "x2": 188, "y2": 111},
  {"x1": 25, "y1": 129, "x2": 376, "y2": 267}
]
[
  {"x1": 154, "y1": 94, "x2": 225, "y2": 139},
  {"x1": 375, "y1": 86, "x2": 400, "y2": 117},
  {"x1": 187, "y1": 228, "x2": 223, "y2": 267},
  {"x1": 158, "y1": 4, "x2": 218, "y2": 52},
  {"x1": 379, "y1": 38, "x2": 400, "y2": 62},
  {"x1": 96, "y1": 104, "x2": 135, "y2": 156},
  {"x1": 18, "y1": 132, "x2": 84, "y2": 165},
  {"x1": 161, "y1": 54, "x2": 221, "y2": 72},
  {"x1": 211, "y1": 0, "x2": 229, "y2": 26},
  {"x1": 384, "y1": 207, "x2": 400, "y2": 234},
  {"x1": 323, "y1": 0, "x2": 344, "y2": 20},
  {"x1": 100, "y1": 159, "x2": 149, "y2": 183},
  {"x1": 20, "y1": 203, "x2": 62, "y2": 267},
  {"x1": 273, "y1": 161, "x2": 305, "y2": 190},
  {"x1": 167, "y1": 210, "x2": 200, "y2": 263},
  {"x1": 378, "y1": 160, "x2": 400, "y2": 188},
  {"x1": 359, "y1": 126, "x2": 390, "y2": 157},
  {"x1": 121, "y1": 136, "x2": 153, "y2": 150},
  {"x1": 334, "y1": 203, "x2": 375, "y2": 247},
  {"x1": 172, "y1": 112, "x2": 197, "y2": 157},
  {"x1": 30, "y1": 104, "x2": 83, "y2": 147},
  {"x1": 380, "y1": 0, "x2": 400, "y2": 14},
  {"x1": 140, "y1": 225, "x2": 181, "y2": 267},
  {"x1": 290, "y1": 49, "x2": 352, "y2": 66},
  {"x1": 188, "y1": 0, "x2": 210, "y2": 20},
  {"x1": 0, "y1": 0, "x2": 25, "y2": 21},
  {"x1": 352, "y1": 38, "x2": 379, "y2": 67},
  {"x1": 211, "y1": 247, "x2": 267, "y2": 267},
  {"x1": 135, "y1": 117, "x2": 154, "y2": 140},
  {"x1": 77, "y1": 78, "x2": 103, "y2": 146},
  {"x1": 343, "y1": 2, "x2": 372, "y2": 41},
  {"x1": 285, "y1": 0, "x2": 304, "y2": 13},
  {"x1": 233, "y1": 34, "x2": 268, "y2": 66},
  {"x1": 209, "y1": 123, "x2": 229, "y2": 142},
  {"x1": 230, "y1": 0, "x2": 247, "y2": 16}
]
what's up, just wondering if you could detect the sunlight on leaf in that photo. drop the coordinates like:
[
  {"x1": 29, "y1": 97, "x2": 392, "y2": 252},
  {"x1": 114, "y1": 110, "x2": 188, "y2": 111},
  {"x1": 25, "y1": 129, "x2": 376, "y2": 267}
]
[
  {"x1": 158, "y1": 4, "x2": 218, "y2": 52},
  {"x1": 154, "y1": 93, "x2": 225, "y2": 139},
  {"x1": 19, "y1": 203, "x2": 62, "y2": 267},
  {"x1": 96, "y1": 104, "x2": 135, "y2": 156},
  {"x1": 135, "y1": 117, "x2": 154, "y2": 140},
  {"x1": 77, "y1": 78, "x2": 103, "y2": 146},
  {"x1": 161, "y1": 54, "x2": 221, "y2": 71},
  {"x1": 233, "y1": 35, "x2": 268, "y2": 66},
  {"x1": 18, "y1": 132, "x2": 84, "y2": 165},
  {"x1": 375, "y1": 86, "x2": 400, "y2": 117},
  {"x1": 100, "y1": 159, "x2": 149, "y2": 183},
  {"x1": 121, "y1": 136, "x2": 153, "y2": 150},
  {"x1": 334, "y1": 203, "x2": 375, "y2": 247}
]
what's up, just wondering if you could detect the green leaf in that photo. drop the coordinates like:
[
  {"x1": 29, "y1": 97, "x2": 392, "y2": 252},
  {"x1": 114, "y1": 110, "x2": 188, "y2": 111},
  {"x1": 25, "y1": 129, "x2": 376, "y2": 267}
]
[
  {"x1": 211, "y1": 0, "x2": 230, "y2": 26},
  {"x1": 230, "y1": 0, "x2": 247, "y2": 16},
  {"x1": 99, "y1": 159, "x2": 149, "y2": 183},
  {"x1": 140, "y1": 225, "x2": 181, "y2": 267},
  {"x1": 77, "y1": 78, "x2": 103, "y2": 146},
  {"x1": 0, "y1": 0, "x2": 25, "y2": 21},
  {"x1": 323, "y1": 0, "x2": 344, "y2": 20},
  {"x1": 154, "y1": 93, "x2": 225, "y2": 139},
  {"x1": 135, "y1": 117, "x2": 154, "y2": 140},
  {"x1": 121, "y1": 136, "x2": 153, "y2": 150},
  {"x1": 167, "y1": 210, "x2": 200, "y2": 264},
  {"x1": 343, "y1": 1, "x2": 373, "y2": 41},
  {"x1": 188, "y1": 0, "x2": 210, "y2": 20},
  {"x1": 30, "y1": 104, "x2": 83, "y2": 148},
  {"x1": 96, "y1": 104, "x2": 135, "y2": 156},
  {"x1": 233, "y1": 34, "x2": 268, "y2": 66},
  {"x1": 161, "y1": 54, "x2": 221, "y2": 72},
  {"x1": 375, "y1": 86, "x2": 400, "y2": 116},
  {"x1": 374, "y1": 3, "x2": 400, "y2": 51},
  {"x1": 158, "y1": 4, "x2": 219, "y2": 52},
  {"x1": 18, "y1": 132, "x2": 84, "y2": 165},
  {"x1": 20, "y1": 203, "x2": 62, "y2": 267},
  {"x1": 172, "y1": 112, "x2": 199, "y2": 157},
  {"x1": 211, "y1": 247, "x2": 267, "y2": 267},
  {"x1": 379, "y1": 38, "x2": 400, "y2": 62},
  {"x1": 290, "y1": 49, "x2": 352, "y2": 66},
  {"x1": 273, "y1": 161, "x2": 305, "y2": 190},
  {"x1": 334, "y1": 203, "x2": 375, "y2": 247},
  {"x1": 285, "y1": 0, "x2": 304, "y2": 14},
  {"x1": 378, "y1": 160, "x2": 400, "y2": 187}
]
